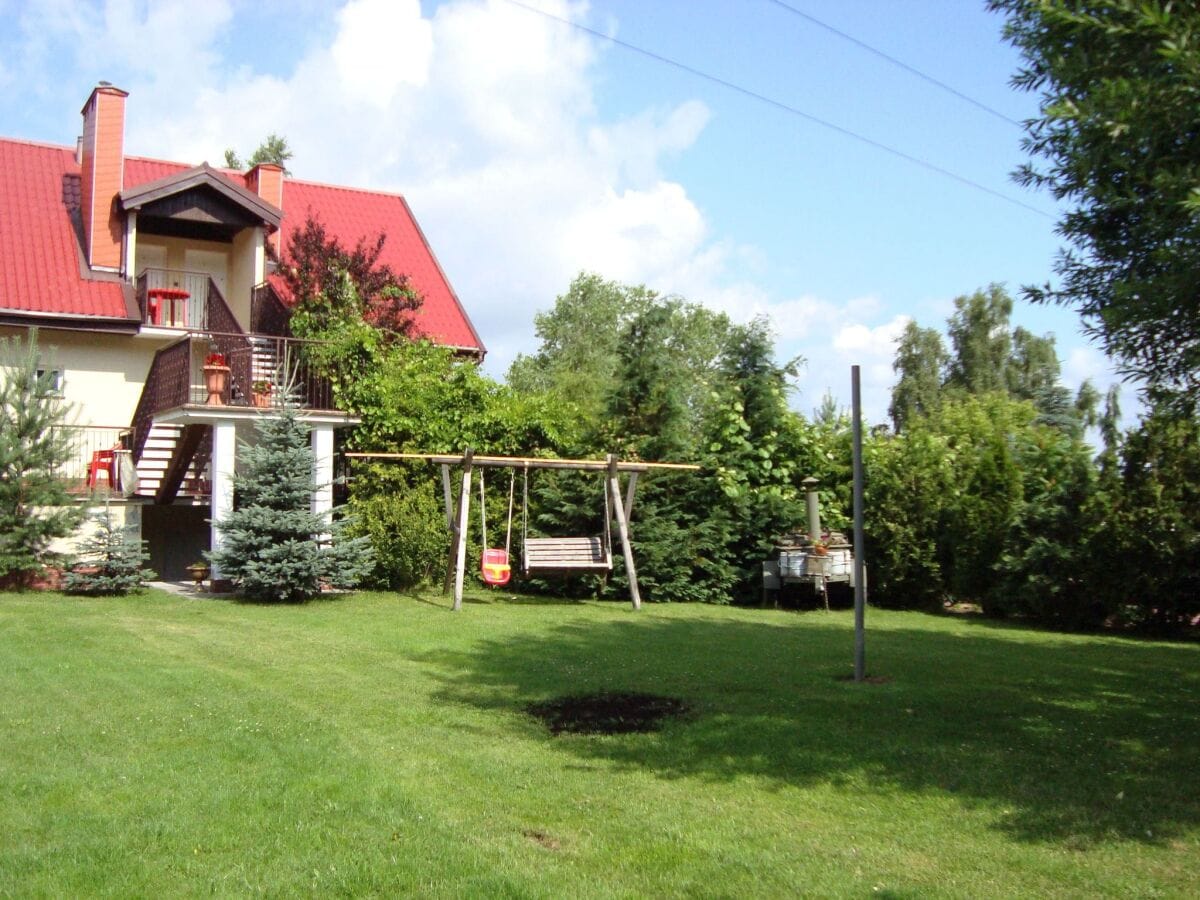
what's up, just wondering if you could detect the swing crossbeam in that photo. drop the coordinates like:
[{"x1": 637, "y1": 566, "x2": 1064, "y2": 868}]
[{"x1": 346, "y1": 451, "x2": 698, "y2": 473}]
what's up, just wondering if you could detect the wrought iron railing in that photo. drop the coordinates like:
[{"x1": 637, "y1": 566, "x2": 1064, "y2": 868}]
[
  {"x1": 236, "y1": 335, "x2": 336, "y2": 411},
  {"x1": 205, "y1": 280, "x2": 254, "y2": 405},
  {"x1": 129, "y1": 337, "x2": 192, "y2": 462},
  {"x1": 135, "y1": 267, "x2": 212, "y2": 329},
  {"x1": 130, "y1": 333, "x2": 340, "y2": 460},
  {"x1": 52, "y1": 425, "x2": 130, "y2": 492}
]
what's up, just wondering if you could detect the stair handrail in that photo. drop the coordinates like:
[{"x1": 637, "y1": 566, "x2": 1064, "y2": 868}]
[
  {"x1": 251, "y1": 281, "x2": 293, "y2": 337},
  {"x1": 128, "y1": 336, "x2": 192, "y2": 462},
  {"x1": 204, "y1": 278, "x2": 254, "y2": 406}
]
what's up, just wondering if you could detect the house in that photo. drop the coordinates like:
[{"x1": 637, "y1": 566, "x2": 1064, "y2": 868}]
[{"x1": 0, "y1": 84, "x2": 485, "y2": 581}]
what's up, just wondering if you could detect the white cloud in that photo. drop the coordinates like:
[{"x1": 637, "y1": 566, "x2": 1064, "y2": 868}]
[
  {"x1": 10, "y1": 0, "x2": 882, "y2": 411},
  {"x1": 101, "y1": 0, "x2": 733, "y2": 378},
  {"x1": 560, "y1": 182, "x2": 707, "y2": 284},
  {"x1": 332, "y1": 0, "x2": 433, "y2": 105}
]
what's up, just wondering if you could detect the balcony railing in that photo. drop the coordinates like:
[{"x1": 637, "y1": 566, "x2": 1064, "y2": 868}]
[
  {"x1": 129, "y1": 333, "x2": 341, "y2": 463},
  {"x1": 136, "y1": 268, "x2": 213, "y2": 330},
  {"x1": 51, "y1": 425, "x2": 130, "y2": 493}
]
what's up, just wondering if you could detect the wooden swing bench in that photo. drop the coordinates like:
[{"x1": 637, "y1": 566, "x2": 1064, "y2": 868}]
[{"x1": 524, "y1": 536, "x2": 610, "y2": 572}]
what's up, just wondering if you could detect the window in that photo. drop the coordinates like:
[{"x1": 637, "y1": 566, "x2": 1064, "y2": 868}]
[{"x1": 35, "y1": 367, "x2": 64, "y2": 395}]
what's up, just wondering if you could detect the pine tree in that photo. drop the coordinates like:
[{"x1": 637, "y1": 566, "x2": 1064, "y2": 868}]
[
  {"x1": 0, "y1": 330, "x2": 85, "y2": 586},
  {"x1": 63, "y1": 503, "x2": 155, "y2": 595},
  {"x1": 209, "y1": 405, "x2": 371, "y2": 602}
]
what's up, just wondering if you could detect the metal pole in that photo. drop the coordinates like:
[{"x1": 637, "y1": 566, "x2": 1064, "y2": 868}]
[
  {"x1": 802, "y1": 475, "x2": 821, "y2": 540},
  {"x1": 851, "y1": 366, "x2": 866, "y2": 681}
]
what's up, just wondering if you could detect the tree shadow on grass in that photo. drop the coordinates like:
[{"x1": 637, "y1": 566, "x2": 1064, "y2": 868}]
[
  {"x1": 421, "y1": 612, "x2": 1200, "y2": 847},
  {"x1": 393, "y1": 585, "x2": 596, "y2": 610}
]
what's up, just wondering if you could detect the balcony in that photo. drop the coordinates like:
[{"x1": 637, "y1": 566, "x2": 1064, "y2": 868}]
[
  {"x1": 128, "y1": 333, "x2": 349, "y2": 464},
  {"x1": 135, "y1": 268, "x2": 212, "y2": 329},
  {"x1": 52, "y1": 425, "x2": 131, "y2": 494}
]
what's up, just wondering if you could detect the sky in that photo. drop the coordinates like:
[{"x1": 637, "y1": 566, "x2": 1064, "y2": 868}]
[{"x1": 0, "y1": 0, "x2": 1126, "y2": 425}]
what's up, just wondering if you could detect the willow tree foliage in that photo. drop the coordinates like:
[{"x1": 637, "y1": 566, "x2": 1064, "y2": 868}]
[{"x1": 991, "y1": 0, "x2": 1200, "y2": 402}]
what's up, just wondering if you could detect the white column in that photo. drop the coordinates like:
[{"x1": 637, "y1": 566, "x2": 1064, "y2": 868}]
[
  {"x1": 209, "y1": 421, "x2": 237, "y2": 579},
  {"x1": 124, "y1": 210, "x2": 137, "y2": 281},
  {"x1": 311, "y1": 425, "x2": 334, "y2": 530}
]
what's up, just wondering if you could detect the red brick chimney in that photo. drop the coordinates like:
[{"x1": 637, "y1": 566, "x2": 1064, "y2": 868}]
[
  {"x1": 79, "y1": 83, "x2": 128, "y2": 272},
  {"x1": 245, "y1": 163, "x2": 284, "y2": 254}
]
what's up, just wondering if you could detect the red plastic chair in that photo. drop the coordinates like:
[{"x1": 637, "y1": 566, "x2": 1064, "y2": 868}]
[{"x1": 86, "y1": 447, "x2": 118, "y2": 489}]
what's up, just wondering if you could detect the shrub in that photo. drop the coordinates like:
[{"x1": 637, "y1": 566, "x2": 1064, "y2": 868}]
[
  {"x1": 63, "y1": 507, "x2": 155, "y2": 596},
  {"x1": 350, "y1": 483, "x2": 448, "y2": 590}
]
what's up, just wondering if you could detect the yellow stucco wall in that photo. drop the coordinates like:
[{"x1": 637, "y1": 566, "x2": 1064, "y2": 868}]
[{"x1": 1, "y1": 326, "x2": 156, "y2": 428}]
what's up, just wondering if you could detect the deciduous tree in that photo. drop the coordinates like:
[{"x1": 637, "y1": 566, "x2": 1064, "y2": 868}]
[
  {"x1": 889, "y1": 321, "x2": 948, "y2": 432},
  {"x1": 990, "y1": 0, "x2": 1200, "y2": 402},
  {"x1": 224, "y1": 133, "x2": 294, "y2": 174},
  {"x1": 282, "y1": 215, "x2": 422, "y2": 337}
]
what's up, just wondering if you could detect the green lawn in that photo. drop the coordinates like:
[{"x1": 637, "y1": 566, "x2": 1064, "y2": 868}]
[{"x1": 1, "y1": 590, "x2": 1197, "y2": 897}]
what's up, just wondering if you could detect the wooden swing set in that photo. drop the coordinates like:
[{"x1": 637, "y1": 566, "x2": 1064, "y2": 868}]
[{"x1": 346, "y1": 449, "x2": 699, "y2": 611}]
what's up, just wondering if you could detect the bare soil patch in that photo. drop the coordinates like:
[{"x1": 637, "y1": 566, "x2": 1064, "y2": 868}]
[{"x1": 526, "y1": 691, "x2": 690, "y2": 735}]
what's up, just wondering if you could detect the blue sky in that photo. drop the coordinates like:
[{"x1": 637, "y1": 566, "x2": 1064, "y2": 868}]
[{"x1": 0, "y1": 0, "x2": 1121, "y2": 424}]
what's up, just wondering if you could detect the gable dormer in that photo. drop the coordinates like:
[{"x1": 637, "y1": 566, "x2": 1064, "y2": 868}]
[
  {"x1": 120, "y1": 165, "x2": 283, "y2": 328},
  {"x1": 119, "y1": 163, "x2": 282, "y2": 243}
]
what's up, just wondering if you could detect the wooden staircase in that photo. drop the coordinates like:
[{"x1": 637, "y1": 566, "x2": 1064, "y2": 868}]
[{"x1": 134, "y1": 422, "x2": 212, "y2": 503}]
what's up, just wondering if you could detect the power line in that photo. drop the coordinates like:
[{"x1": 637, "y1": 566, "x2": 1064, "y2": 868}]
[
  {"x1": 498, "y1": 0, "x2": 1050, "y2": 219},
  {"x1": 764, "y1": 0, "x2": 1023, "y2": 128}
]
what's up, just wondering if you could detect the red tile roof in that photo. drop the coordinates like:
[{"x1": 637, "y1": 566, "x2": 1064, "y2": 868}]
[
  {"x1": 0, "y1": 138, "x2": 484, "y2": 352},
  {"x1": 0, "y1": 139, "x2": 130, "y2": 320},
  {"x1": 275, "y1": 178, "x2": 484, "y2": 351}
]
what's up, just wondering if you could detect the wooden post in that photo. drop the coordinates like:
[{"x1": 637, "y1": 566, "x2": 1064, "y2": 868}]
[
  {"x1": 441, "y1": 464, "x2": 454, "y2": 529},
  {"x1": 608, "y1": 454, "x2": 641, "y2": 610},
  {"x1": 452, "y1": 449, "x2": 474, "y2": 611},
  {"x1": 623, "y1": 471, "x2": 640, "y2": 524},
  {"x1": 441, "y1": 464, "x2": 457, "y2": 595}
]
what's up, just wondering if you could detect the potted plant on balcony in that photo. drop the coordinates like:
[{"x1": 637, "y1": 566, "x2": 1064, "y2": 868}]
[
  {"x1": 203, "y1": 352, "x2": 229, "y2": 406},
  {"x1": 251, "y1": 379, "x2": 272, "y2": 408}
]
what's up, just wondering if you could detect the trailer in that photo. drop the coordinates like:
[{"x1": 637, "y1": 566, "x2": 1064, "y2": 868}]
[{"x1": 761, "y1": 477, "x2": 862, "y2": 609}]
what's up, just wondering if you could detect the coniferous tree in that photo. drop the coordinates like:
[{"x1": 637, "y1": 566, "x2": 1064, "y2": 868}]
[
  {"x1": 0, "y1": 330, "x2": 85, "y2": 586},
  {"x1": 63, "y1": 504, "x2": 155, "y2": 595},
  {"x1": 210, "y1": 404, "x2": 371, "y2": 602}
]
